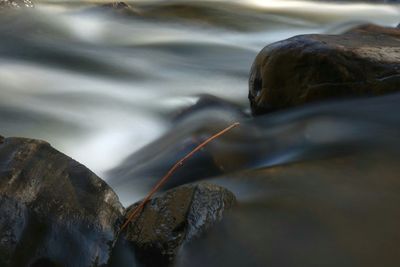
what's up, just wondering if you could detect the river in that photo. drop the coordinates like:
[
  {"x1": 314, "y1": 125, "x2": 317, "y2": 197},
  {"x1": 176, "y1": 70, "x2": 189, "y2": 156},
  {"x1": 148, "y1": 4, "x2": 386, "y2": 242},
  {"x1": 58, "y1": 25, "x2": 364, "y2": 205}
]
[{"x1": 1, "y1": 1, "x2": 400, "y2": 265}]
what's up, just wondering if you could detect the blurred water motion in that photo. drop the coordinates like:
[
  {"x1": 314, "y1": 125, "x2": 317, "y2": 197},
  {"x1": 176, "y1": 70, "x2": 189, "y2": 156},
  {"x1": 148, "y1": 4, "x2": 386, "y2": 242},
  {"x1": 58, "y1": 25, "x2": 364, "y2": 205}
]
[
  {"x1": 1, "y1": 1, "x2": 400, "y2": 265},
  {"x1": 1, "y1": 0, "x2": 399, "y2": 175}
]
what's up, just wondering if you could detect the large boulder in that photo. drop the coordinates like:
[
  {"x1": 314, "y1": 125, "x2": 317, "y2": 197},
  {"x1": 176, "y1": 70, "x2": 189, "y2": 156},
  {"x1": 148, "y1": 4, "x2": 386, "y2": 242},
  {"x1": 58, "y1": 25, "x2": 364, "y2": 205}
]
[
  {"x1": 0, "y1": 136, "x2": 124, "y2": 267},
  {"x1": 249, "y1": 24, "x2": 400, "y2": 115},
  {"x1": 117, "y1": 182, "x2": 236, "y2": 267}
]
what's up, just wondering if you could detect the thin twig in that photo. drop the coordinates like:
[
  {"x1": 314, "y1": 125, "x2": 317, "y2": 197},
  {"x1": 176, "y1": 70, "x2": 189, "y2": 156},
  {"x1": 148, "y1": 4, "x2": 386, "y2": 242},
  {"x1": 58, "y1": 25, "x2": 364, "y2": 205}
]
[{"x1": 119, "y1": 122, "x2": 240, "y2": 233}]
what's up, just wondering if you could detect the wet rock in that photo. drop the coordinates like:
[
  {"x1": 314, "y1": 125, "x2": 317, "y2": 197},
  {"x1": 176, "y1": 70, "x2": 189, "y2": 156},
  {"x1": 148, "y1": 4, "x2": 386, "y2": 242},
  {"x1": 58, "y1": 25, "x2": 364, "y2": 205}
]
[
  {"x1": 108, "y1": 136, "x2": 226, "y2": 206},
  {"x1": 249, "y1": 24, "x2": 400, "y2": 115},
  {"x1": 121, "y1": 182, "x2": 236, "y2": 267},
  {"x1": 101, "y1": 2, "x2": 130, "y2": 10},
  {"x1": 177, "y1": 151, "x2": 400, "y2": 267},
  {"x1": 0, "y1": 0, "x2": 34, "y2": 8},
  {"x1": 85, "y1": 1, "x2": 138, "y2": 15},
  {"x1": 0, "y1": 137, "x2": 124, "y2": 267},
  {"x1": 172, "y1": 94, "x2": 246, "y2": 122}
]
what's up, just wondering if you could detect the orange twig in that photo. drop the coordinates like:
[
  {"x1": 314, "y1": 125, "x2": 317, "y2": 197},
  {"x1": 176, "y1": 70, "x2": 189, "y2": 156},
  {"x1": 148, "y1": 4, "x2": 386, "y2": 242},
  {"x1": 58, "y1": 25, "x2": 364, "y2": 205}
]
[{"x1": 119, "y1": 122, "x2": 240, "y2": 232}]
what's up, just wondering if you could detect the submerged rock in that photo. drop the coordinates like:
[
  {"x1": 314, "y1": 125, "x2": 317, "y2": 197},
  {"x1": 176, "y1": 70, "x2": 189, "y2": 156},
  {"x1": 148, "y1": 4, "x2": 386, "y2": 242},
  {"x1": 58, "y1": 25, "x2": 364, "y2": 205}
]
[
  {"x1": 85, "y1": 1, "x2": 138, "y2": 15},
  {"x1": 120, "y1": 182, "x2": 236, "y2": 267},
  {"x1": 0, "y1": 0, "x2": 34, "y2": 8},
  {"x1": 0, "y1": 137, "x2": 124, "y2": 267},
  {"x1": 249, "y1": 24, "x2": 400, "y2": 115},
  {"x1": 101, "y1": 2, "x2": 130, "y2": 9}
]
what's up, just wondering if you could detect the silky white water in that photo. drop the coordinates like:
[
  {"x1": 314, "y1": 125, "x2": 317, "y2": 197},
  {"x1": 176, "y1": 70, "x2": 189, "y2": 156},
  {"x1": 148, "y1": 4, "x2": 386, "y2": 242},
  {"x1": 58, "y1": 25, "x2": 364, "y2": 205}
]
[{"x1": 1, "y1": 0, "x2": 398, "y2": 176}]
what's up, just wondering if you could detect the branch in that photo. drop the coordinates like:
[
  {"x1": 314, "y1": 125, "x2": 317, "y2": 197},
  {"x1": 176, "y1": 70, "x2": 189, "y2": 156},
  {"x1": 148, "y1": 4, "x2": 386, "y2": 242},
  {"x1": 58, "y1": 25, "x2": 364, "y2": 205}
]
[{"x1": 119, "y1": 122, "x2": 240, "y2": 232}]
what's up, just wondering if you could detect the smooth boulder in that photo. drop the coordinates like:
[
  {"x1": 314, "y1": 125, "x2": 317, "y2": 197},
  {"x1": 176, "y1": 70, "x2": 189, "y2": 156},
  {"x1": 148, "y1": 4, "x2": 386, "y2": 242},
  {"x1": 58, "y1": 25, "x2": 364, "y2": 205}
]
[
  {"x1": 249, "y1": 24, "x2": 400, "y2": 115},
  {"x1": 0, "y1": 136, "x2": 124, "y2": 267},
  {"x1": 120, "y1": 182, "x2": 236, "y2": 267}
]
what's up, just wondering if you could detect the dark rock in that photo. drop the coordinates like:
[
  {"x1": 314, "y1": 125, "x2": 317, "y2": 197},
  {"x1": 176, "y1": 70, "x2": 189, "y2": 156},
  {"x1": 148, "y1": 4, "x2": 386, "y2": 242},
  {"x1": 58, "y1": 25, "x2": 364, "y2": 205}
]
[
  {"x1": 101, "y1": 2, "x2": 130, "y2": 10},
  {"x1": 176, "y1": 151, "x2": 400, "y2": 267},
  {"x1": 172, "y1": 94, "x2": 246, "y2": 122},
  {"x1": 108, "y1": 136, "x2": 226, "y2": 205},
  {"x1": 89, "y1": 1, "x2": 138, "y2": 15},
  {"x1": 346, "y1": 24, "x2": 400, "y2": 37},
  {"x1": 249, "y1": 24, "x2": 400, "y2": 115},
  {"x1": 81, "y1": 1, "x2": 138, "y2": 16},
  {"x1": 0, "y1": 137, "x2": 124, "y2": 267},
  {"x1": 121, "y1": 182, "x2": 236, "y2": 267},
  {"x1": 0, "y1": 0, "x2": 34, "y2": 8},
  {"x1": 0, "y1": 136, "x2": 236, "y2": 267}
]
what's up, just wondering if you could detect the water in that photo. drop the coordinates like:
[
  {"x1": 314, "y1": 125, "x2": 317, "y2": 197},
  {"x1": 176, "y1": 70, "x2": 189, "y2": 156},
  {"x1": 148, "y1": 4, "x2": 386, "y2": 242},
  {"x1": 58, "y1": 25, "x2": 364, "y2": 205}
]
[
  {"x1": 1, "y1": 1, "x2": 400, "y2": 265},
  {"x1": 1, "y1": 0, "x2": 398, "y2": 176}
]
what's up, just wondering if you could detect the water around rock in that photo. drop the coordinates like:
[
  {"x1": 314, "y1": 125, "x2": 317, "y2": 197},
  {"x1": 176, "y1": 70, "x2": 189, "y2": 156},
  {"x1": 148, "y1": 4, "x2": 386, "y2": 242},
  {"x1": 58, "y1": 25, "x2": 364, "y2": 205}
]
[{"x1": 2, "y1": 1, "x2": 400, "y2": 266}]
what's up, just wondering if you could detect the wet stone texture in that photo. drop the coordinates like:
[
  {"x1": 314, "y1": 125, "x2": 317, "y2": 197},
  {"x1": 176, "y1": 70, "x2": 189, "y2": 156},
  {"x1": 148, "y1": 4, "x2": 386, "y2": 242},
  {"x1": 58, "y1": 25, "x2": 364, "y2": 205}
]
[
  {"x1": 122, "y1": 182, "x2": 237, "y2": 267},
  {"x1": 0, "y1": 137, "x2": 124, "y2": 267},
  {"x1": 249, "y1": 24, "x2": 400, "y2": 115},
  {"x1": 0, "y1": 0, "x2": 34, "y2": 8}
]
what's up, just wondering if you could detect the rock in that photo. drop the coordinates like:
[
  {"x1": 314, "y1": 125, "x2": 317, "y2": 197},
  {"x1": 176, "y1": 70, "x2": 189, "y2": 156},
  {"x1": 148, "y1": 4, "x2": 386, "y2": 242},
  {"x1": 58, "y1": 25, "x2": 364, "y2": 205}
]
[
  {"x1": 0, "y1": 0, "x2": 34, "y2": 8},
  {"x1": 119, "y1": 182, "x2": 236, "y2": 267},
  {"x1": 0, "y1": 136, "x2": 236, "y2": 267},
  {"x1": 107, "y1": 136, "x2": 226, "y2": 206},
  {"x1": 346, "y1": 24, "x2": 400, "y2": 37},
  {"x1": 176, "y1": 151, "x2": 400, "y2": 267},
  {"x1": 0, "y1": 137, "x2": 124, "y2": 267},
  {"x1": 249, "y1": 24, "x2": 400, "y2": 115},
  {"x1": 101, "y1": 2, "x2": 130, "y2": 10},
  {"x1": 86, "y1": 1, "x2": 138, "y2": 15}
]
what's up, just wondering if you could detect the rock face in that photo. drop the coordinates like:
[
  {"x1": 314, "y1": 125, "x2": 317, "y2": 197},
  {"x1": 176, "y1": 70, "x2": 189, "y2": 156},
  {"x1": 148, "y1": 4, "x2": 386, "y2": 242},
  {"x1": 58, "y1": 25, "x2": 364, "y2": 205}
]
[
  {"x1": 0, "y1": 137, "x2": 124, "y2": 267},
  {"x1": 0, "y1": 0, "x2": 34, "y2": 8},
  {"x1": 249, "y1": 24, "x2": 400, "y2": 115},
  {"x1": 120, "y1": 183, "x2": 236, "y2": 267}
]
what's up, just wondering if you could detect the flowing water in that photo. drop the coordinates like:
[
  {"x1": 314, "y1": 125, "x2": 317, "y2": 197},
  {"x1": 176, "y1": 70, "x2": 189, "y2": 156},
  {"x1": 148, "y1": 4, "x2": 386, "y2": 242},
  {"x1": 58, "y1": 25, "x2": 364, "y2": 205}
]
[{"x1": 1, "y1": 1, "x2": 400, "y2": 266}]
